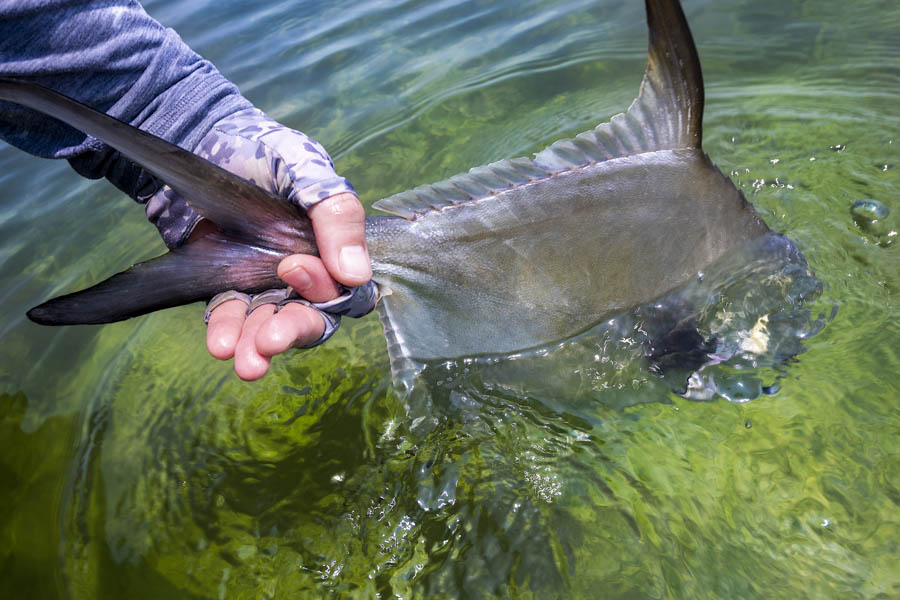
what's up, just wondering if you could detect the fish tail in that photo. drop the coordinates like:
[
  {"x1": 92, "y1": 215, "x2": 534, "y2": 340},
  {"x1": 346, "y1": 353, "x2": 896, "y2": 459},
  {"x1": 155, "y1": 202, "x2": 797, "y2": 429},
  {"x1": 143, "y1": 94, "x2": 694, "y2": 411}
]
[{"x1": 0, "y1": 77, "x2": 322, "y2": 325}]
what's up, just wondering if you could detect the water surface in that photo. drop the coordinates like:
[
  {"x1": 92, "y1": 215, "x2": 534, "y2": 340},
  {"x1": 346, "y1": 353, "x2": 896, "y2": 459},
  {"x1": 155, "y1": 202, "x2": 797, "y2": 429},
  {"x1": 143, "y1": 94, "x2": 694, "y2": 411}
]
[{"x1": 1, "y1": 0, "x2": 898, "y2": 597}]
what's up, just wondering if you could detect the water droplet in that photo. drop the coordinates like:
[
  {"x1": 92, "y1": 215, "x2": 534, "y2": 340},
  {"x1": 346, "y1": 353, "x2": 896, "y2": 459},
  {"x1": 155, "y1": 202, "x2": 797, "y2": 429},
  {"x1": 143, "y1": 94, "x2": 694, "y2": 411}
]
[
  {"x1": 851, "y1": 199, "x2": 891, "y2": 240},
  {"x1": 851, "y1": 199, "x2": 889, "y2": 222}
]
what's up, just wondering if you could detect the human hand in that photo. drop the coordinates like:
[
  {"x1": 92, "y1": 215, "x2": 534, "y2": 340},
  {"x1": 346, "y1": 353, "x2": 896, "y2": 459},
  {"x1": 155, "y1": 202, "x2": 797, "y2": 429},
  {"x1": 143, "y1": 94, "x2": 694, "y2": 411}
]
[
  {"x1": 146, "y1": 108, "x2": 372, "y2": 380},
  {"x1": 206, "y1": 193, "x2": 373, "y2": 381}
]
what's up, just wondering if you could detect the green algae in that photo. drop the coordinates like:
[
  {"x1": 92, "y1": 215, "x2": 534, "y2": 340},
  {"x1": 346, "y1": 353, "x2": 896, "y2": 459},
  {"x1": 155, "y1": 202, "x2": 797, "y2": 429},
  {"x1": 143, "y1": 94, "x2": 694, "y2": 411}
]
[{"x1": 1, "y1": 0, "x2": 898, "y2": 597}]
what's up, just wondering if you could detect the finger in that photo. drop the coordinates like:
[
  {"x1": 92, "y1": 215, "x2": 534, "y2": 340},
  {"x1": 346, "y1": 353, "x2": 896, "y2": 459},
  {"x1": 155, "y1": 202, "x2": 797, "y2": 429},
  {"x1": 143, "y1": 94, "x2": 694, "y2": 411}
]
[
  {"x1": 206, "y1": 299, "x2": 247, "y2": 360},
  {"x1": 277, "y1": 254, "x2": 341, "y2": 303},
  {"x1": 255, "y1": 303, "x2": 326, "y2": 357},
  {"x1": 233, "y1": 304, "x2": 275, "y2": 381},
  {"x1": 307, "y1": 191, "x2": 372, "y2": 287}
]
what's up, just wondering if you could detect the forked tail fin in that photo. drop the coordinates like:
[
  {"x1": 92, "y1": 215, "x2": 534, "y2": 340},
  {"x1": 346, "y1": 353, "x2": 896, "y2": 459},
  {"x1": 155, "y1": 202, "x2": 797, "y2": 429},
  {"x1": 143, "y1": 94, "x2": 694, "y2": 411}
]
[{"x1": 0, "y1": 78, "x2": 320, "y2": 325}]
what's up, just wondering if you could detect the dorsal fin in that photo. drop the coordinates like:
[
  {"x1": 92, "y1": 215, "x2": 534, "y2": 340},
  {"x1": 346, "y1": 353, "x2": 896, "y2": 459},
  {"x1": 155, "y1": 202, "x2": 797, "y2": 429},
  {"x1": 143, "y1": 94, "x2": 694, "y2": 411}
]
[{"x1": 373, "y1": 0, "x2": 703, "y2": 220}]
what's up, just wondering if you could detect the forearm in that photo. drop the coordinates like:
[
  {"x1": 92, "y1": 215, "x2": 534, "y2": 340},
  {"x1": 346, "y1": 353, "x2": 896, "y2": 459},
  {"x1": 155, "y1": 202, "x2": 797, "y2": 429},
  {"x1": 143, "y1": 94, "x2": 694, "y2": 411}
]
[
  {"x1": 0, "y1": 0, "x2": 251, "y2": 199},
  {"x1": 0, "y1": 0, "x2": 357, "y2": 251}
]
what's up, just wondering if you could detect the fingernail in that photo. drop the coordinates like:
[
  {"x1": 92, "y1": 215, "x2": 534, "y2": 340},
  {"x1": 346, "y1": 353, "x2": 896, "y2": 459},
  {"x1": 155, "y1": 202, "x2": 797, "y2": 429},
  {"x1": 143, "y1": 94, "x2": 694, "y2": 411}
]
[
  {"x1": 287, "y1": 265, "x2": 313, "y2": 292},
  {"x1": 339, "y1": 245, "x2": 371, "y2": 279}
]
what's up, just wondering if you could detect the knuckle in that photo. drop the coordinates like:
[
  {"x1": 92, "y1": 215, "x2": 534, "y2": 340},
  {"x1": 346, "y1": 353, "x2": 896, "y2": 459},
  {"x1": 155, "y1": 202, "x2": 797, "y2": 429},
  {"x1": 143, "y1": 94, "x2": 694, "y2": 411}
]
[
  {"x1": 293, "y1": 307, "x2": 324, "y2": 339},
  {"x1": 296, "y1": 327, "x2": 322, "y2": 348},
  {"x1": 291, "y1": 304, "x2": 321, "y2": 326},
  {"x1": 319, "y1": 193, "x2": 365, "y2": 223}
]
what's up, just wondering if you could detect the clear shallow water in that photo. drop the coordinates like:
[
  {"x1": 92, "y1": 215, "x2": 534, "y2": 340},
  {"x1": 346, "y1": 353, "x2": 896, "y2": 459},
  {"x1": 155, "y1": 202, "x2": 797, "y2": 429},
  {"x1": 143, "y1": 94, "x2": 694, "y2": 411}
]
[{"x1": 1, "y1": 0, "x2": 898, "y2": 597}]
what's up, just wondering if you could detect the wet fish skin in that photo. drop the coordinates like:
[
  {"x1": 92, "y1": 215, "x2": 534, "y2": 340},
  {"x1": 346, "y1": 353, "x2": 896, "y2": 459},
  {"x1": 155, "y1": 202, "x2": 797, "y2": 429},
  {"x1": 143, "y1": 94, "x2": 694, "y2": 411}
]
[
  {"x1": 368, "y1": 149, "x2": 769, "y2": 364},
  {"x1": 0, "y1": 0, "x2": 780, "y2": 383}
]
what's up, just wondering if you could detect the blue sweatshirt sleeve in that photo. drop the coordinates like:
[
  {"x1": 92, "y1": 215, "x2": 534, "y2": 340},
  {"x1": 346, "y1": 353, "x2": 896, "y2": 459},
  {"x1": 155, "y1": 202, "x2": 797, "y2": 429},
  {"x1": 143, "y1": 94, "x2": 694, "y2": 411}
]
[{"x1": 0, "y1": 0, "x2": 253, "y2": 201}]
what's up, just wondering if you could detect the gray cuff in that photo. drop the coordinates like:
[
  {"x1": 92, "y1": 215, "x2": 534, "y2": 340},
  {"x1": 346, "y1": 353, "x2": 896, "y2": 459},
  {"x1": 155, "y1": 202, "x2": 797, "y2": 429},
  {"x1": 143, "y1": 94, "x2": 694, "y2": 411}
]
[
  {"x1": 204, "y1": 282, "x2": 378, "y2": 349},
  {"x1": 275, "y1": 281, "x2": 379, "y2": 348},
  {"x1": 204, "y1": 290, "x2": 251, "y2": 323}
]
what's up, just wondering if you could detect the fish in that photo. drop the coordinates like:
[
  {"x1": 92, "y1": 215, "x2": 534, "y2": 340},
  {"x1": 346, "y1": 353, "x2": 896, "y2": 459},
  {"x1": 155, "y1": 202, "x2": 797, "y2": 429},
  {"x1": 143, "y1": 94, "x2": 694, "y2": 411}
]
[{"x1": 0, "y1": 0, "x2": 789, "y2": 387}]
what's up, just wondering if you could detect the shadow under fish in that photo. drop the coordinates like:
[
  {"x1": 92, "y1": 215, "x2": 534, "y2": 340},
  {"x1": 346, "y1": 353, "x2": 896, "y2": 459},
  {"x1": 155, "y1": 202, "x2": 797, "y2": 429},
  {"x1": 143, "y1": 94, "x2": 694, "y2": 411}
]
[{"x1": 0, "y1": 0, "x2": 826, "y2": 396}]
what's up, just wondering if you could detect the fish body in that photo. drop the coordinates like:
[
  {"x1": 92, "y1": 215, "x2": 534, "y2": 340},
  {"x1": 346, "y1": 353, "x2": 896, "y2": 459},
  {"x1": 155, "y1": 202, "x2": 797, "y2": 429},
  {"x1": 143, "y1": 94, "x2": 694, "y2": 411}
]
[
  {"x1": 368, "y1": 150, "x2": 768, "y2": 365},
  {"x1": 0, "y1": 0, "x2": 784, "y2": 384}
]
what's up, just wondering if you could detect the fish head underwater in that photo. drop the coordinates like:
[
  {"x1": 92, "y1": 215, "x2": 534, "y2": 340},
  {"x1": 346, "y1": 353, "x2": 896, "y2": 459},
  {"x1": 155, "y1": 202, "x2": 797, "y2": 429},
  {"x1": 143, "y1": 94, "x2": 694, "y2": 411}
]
[{"x1": 0, "y1": 0, "x2": 827, "y2": 398}]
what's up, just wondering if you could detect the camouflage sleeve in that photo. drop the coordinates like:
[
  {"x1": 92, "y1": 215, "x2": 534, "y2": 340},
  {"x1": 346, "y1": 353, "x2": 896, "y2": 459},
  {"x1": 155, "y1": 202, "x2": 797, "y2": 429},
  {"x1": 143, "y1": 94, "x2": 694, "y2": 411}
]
[
  {"x1": 0, "y1": 1, "x2": 251, "y2": 194},
  {"x1": 148, "y1": 107, "x2": 355, "y2": 248}
]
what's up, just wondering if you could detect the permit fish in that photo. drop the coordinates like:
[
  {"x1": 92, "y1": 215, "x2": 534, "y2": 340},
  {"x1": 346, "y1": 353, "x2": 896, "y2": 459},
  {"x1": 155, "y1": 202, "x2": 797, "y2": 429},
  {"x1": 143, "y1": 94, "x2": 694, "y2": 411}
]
[{"x1": 0, "y1": 0, "x2": 786, "y2": 385}]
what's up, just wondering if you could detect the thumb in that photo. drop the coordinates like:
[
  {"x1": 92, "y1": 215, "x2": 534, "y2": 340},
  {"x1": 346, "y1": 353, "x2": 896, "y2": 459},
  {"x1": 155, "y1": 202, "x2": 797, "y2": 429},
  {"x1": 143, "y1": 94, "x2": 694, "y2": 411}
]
[{"x1": 307, "y1": 192, "x2": 372, "y2": 287}]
